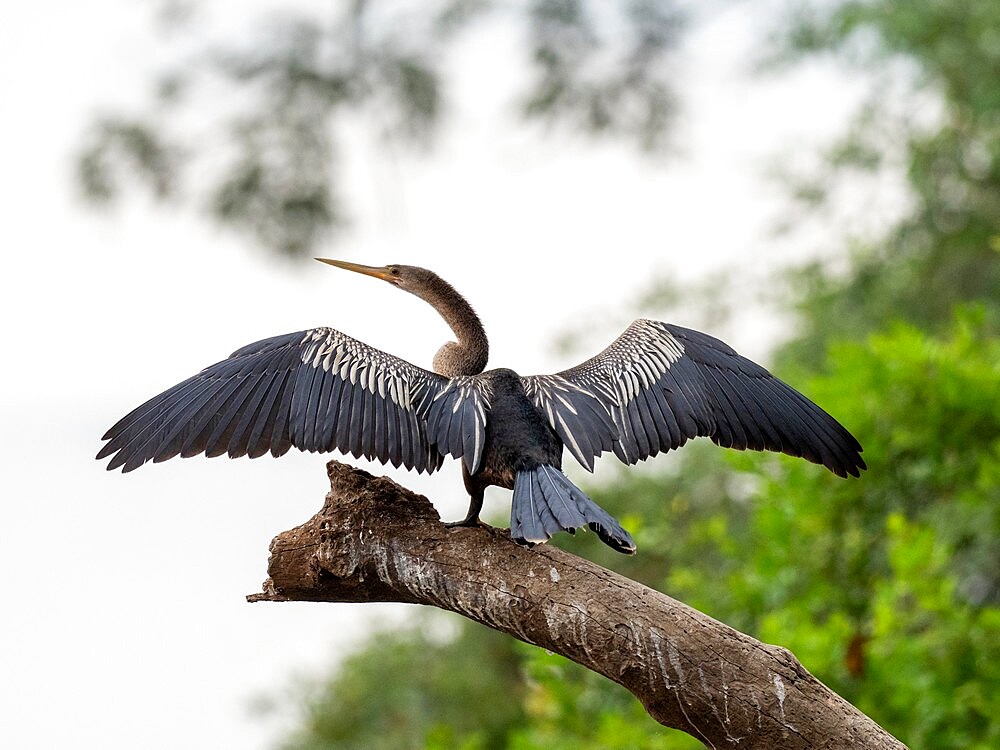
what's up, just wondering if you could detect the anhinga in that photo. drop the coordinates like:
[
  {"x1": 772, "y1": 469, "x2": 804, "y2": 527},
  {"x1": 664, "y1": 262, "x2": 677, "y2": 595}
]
[{"x1": 98, "y1": 260, "x2": 865, "y2": 554}]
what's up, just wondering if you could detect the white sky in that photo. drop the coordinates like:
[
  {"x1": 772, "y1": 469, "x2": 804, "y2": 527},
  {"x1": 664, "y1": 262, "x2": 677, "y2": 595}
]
[{"x1": 1, "y1": 2, "x2": 873, "y2": 748}]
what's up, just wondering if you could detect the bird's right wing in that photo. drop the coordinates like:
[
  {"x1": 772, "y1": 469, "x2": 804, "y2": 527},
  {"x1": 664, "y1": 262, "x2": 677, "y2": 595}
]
[{"x1": 97, "y1": 328, "x2": 450, "y2": 474}]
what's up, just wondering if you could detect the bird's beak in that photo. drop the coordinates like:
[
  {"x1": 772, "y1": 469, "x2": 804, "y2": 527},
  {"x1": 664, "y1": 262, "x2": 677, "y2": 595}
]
[{"x1": 315, "y1": 258, "x2": 395, "y2": 282}]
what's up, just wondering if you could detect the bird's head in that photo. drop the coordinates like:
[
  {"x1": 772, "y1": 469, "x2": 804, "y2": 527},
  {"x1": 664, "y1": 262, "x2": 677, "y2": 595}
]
[{"x1": 315, "y1": 258, "x2": 437, "y2": 296}]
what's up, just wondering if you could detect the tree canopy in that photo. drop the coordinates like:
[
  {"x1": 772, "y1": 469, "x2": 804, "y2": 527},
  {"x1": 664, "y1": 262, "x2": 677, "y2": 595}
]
[{"x1": 772, "y1": 0, "x2": 1000, "y2": 363}]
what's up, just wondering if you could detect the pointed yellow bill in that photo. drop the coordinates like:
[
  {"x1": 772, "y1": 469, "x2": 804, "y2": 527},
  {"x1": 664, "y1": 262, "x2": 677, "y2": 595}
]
[{"x1": 315, "y1": 258, "x2": 395, "y2": 282}]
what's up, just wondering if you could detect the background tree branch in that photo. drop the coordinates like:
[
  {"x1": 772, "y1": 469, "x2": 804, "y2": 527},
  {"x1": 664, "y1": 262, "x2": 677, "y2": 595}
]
[{"x1": 250, "y1": 461, "x2": 907, "y2": 750}]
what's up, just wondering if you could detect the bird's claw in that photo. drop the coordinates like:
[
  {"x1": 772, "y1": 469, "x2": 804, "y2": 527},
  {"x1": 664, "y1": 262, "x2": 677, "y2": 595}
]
[{"x1": 444, "y1": 517, "x2": 488, "y2": 529}]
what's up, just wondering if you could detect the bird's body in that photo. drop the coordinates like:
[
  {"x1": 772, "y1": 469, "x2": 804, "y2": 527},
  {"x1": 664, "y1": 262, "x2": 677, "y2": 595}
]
[
  {"x1": 99, "y1": 261, "x2": 865, "y2": 554},
  {"x1": 465, "y1": 368, "x2": 563, "y2": 492}
]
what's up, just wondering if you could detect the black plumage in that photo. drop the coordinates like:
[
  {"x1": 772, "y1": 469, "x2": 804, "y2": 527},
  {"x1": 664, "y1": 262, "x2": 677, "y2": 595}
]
[{"x1": 98, "y1": 260, "x2": 865, "y2": 554}]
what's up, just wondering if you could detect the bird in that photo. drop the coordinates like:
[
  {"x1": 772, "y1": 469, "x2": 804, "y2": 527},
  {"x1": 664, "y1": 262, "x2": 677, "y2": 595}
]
[{"x1": 98, "y1": 260, "x2": 865, "y2": 554}]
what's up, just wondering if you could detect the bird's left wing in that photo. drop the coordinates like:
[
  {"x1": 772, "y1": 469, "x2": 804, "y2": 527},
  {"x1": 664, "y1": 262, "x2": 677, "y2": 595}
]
[
  {"x1": 520, "y1": 375, "x2": 619, "y2": 471},
  {"x1": 97, "y1": 327, "x2": 450, "y2": 474},
  {"x1": 526, "y1": 319, "x2": 865, "y2": 477}
]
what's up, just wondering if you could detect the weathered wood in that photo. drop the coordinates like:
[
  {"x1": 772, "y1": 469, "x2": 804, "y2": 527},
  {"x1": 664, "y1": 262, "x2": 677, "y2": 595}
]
[{"x1": 250, "y1": 461, "x2": 906, "y2": 750}]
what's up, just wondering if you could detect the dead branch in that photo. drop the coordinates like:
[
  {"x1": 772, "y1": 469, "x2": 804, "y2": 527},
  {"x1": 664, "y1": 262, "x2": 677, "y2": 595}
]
[{"x1": 249, "y1": 461, "x2": 906, "y2": 750}]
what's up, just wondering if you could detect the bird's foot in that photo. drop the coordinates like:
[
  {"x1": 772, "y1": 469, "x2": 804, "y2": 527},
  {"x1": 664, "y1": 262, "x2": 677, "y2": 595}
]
[{"x1": 444, "y1": 515, "x2": 489, "y2": 529}]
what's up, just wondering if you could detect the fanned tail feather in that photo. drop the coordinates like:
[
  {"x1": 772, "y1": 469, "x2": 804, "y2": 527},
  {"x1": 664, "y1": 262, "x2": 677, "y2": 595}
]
[{"x1": 510, "y1": 466, "x2": 636, "y2": 554}]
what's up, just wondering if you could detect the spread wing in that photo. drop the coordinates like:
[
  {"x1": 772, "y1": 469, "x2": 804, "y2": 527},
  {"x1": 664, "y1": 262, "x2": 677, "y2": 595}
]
[
  {"x1": 97, "y1": 328, "x2": 451, "y2": 474},
  {"x1": 524, "y1": 319, "x2": 865, "y2": 477},
  {"x1": 424, "y1": 376, "x2": 492, "y2": 474},
  {"x1": 520, "y1": 374, "x2": 618, "y2": 471}
]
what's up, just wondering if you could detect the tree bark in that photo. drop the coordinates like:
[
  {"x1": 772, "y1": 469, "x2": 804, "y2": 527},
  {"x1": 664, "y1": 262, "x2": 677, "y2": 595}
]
[{"x1": 249, "y1": 461, "x2": 906, "y2": 750}]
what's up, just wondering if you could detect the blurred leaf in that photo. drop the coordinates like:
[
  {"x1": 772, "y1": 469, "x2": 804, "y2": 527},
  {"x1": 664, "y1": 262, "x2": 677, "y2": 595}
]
[
  {"x1": 77, "y1": 119, "x2": 179, "y2": 204},
  {"x1": 522, "y1": 0, "x2": 681, "y2": 151}
]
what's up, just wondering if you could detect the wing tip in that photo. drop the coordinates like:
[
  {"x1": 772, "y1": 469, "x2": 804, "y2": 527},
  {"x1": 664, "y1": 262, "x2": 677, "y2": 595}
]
[{"x1": 840, "y1": 451, "x2": 867, "y2": 478}]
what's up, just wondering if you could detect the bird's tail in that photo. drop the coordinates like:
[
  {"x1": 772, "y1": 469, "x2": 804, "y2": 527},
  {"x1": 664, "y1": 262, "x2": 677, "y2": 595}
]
[{"x1": 510, "y1": 465, "x2": 636, "y2": 554}]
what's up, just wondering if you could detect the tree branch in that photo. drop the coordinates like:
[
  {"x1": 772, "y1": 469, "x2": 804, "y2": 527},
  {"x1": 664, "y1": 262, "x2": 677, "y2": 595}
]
[{"x1": 250, "y1": 461, "x2": 906, "y2": 750}]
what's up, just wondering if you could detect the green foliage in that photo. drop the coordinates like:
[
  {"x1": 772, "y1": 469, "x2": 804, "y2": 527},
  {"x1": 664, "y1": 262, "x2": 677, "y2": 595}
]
[
  {"x1": 506, "y1": 644, "x2": 701, "y2": 750},
  {"x1": 772, "y1": 0, "x2": 1000, "y2": 366},
  {"x1": 695, "y1": 319, "x2": 1000, "y2": 748},
  {"x1": 277, "y1": 620, "x2": 524, "y2": 750},
  {"x1": 865, "y1": 514, "x2": 1000, "y2": 748}
]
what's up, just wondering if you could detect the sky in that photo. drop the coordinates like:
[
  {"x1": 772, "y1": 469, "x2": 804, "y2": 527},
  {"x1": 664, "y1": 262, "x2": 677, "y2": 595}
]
[{"x1": 0, "y1": 2, "x2": 870, "y2": 748}]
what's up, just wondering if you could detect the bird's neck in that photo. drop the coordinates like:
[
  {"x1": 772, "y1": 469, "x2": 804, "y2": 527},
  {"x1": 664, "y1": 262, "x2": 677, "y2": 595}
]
[{"x1": 422, "y1": 278, "x2": 489, "y2": 377}]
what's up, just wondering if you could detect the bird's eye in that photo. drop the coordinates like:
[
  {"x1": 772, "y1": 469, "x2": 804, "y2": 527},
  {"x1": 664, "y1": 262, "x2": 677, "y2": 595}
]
[{"x1": 390, "y1": 267, "x2": 400, "y2": 276}]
